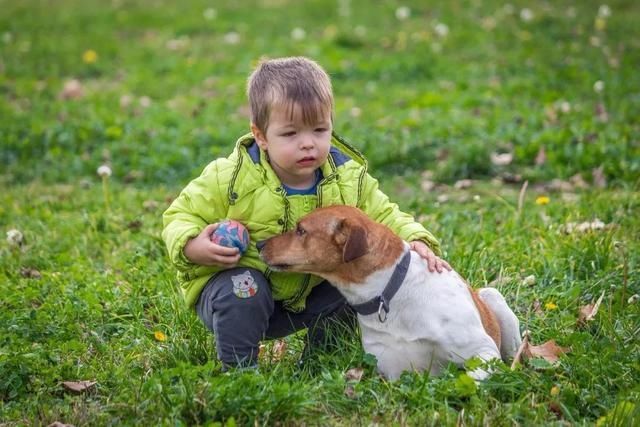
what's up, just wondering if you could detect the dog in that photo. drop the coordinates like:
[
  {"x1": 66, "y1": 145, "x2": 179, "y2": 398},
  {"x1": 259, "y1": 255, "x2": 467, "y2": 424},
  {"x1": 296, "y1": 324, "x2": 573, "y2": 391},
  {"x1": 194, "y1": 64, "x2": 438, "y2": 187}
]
[{"x1": 257, "y1": 205, "x2": 522, "y2": 380}]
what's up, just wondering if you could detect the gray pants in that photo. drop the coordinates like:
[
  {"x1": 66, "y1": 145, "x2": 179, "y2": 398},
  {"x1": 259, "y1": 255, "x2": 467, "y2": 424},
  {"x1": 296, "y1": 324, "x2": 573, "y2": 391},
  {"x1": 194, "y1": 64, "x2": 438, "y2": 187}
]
[{"x1": 195, "y1": 268, "x2": 355, "y2": 368}]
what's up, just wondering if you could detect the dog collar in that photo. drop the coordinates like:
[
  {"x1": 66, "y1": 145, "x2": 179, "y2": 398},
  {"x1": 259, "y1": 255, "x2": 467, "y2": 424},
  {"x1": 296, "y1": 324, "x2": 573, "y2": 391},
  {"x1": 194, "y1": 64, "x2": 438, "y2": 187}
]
[{"x1": 349, "y1": 250, "x2": 411, "y2": 322}]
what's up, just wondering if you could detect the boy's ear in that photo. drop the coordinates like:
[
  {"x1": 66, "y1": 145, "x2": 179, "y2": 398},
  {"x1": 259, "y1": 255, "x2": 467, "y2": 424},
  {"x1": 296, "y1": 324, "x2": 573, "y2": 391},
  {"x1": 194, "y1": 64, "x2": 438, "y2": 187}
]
[{"x1": 251, "y1": 123, "x2": 268, "y2": 150}]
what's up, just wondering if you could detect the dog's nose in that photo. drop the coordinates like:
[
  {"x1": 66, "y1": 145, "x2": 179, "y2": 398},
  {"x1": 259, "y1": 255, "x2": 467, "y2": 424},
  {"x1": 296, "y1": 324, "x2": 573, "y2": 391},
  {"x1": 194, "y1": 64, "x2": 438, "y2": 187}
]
[{"x1": 256, "y1": 240, "x2": 266, "y2": 252}]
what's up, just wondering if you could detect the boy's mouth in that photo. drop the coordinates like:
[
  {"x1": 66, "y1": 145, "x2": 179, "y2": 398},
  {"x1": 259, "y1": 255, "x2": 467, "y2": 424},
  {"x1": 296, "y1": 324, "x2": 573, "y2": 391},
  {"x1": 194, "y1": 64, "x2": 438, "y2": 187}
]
[{"x1": 297, "y1": 156, "x2": 316, "y2": 165}]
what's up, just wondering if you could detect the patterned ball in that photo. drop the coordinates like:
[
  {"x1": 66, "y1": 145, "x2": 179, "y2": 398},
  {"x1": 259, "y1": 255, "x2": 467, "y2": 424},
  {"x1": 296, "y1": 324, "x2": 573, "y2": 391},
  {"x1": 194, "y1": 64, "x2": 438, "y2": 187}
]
[{"x1": 210, "y1": 220, "x2": 250, "y2": 254}]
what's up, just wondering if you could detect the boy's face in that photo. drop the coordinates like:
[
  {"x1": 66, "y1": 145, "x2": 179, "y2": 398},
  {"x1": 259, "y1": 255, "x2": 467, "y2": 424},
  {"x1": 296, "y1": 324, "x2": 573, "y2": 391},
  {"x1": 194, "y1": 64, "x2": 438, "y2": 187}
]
[{"x1": 252, "y1": 103, "x2": 332, "y2": 189}]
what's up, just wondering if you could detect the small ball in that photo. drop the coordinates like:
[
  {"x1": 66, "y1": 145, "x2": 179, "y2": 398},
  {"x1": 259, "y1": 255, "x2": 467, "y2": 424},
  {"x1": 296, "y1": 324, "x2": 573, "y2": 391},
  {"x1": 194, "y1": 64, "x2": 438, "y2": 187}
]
[{"x1": 210, "y1": 220, "x2": 250, "y2": 254}]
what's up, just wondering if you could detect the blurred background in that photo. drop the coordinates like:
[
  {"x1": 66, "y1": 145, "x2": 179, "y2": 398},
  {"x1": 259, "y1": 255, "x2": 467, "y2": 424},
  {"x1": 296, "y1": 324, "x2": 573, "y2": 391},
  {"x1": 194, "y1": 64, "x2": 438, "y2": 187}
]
[{"x1": 1, "y1": 0, "x2": 638, "y2": 187}]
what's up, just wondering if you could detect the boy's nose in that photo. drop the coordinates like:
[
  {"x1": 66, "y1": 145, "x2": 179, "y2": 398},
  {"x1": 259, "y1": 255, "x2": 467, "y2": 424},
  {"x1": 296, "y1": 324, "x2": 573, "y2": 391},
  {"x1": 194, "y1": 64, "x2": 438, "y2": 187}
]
[{"x1": 256, "y1": 240, "x2": 266, "y2": 252}]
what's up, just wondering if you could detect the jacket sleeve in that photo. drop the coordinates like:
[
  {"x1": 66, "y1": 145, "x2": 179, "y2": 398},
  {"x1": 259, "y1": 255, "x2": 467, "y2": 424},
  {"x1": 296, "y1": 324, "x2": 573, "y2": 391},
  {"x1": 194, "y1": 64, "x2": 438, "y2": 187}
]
[
  {"x1": 357, "y1": 172, "x2": 442, "y2": 256},
  {"x1": 162, "y1": 161, "x2": 229, "y2": 271}
]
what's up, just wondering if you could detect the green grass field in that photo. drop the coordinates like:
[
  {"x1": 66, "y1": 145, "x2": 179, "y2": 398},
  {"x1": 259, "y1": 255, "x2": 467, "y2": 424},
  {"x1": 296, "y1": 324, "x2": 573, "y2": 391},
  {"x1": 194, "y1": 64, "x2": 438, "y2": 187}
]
[{"x1": 1, "y1": 0, "x2": 639, "y2": 425}]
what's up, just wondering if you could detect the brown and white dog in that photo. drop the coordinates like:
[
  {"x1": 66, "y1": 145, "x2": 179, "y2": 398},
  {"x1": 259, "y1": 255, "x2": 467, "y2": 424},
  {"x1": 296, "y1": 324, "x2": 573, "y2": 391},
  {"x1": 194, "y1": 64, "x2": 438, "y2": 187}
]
[{"x1": 258, "y1": 205, "x2": 521, "y2": 380}]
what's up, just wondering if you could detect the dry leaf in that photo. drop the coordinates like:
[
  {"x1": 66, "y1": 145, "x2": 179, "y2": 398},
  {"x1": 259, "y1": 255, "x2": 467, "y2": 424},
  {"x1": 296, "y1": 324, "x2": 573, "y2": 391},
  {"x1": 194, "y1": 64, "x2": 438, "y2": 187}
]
[
  {"x1": 525, "y1": 340, "x2": 570, "y2": 363},
  {"x1": 48, "y1": 422, "x2": 75, "y2": 427},
  {"x1": 490, "y1": 152, "x2": 513, "y2": 166},
  {"x1": 345, "y1": 367, "x2": 364, "y2": 382},
  {"x1": 595, "y1": 102, "x2": 609, "y2": 122},
  {"x1": 344, "y1": 383, "x2": 357, "y2": 399},
  {"x1": 454, "y1": 179, "x2": 473, "y2": 189},
  {"x1": 20, "y1": 267, "x2": 41, "y2": 279},
  {"x1": 560, "y1": 219, "x2": 608, "y2": 234},
  {"x1": 535, "y1": 146, "x2": 547, "y2": 166},
  {"x1": 578, "y1": 291, "x2": 605, "y2": 325},
  {"x1": 511, "y1": 333, "x2": 570, "y2": 366},
  {"x1": 60, "y1": 79, "x2": 84, "y2": 100},
  {"x1": 62, "y1": 380, "x2": 96, "y2": 393}
]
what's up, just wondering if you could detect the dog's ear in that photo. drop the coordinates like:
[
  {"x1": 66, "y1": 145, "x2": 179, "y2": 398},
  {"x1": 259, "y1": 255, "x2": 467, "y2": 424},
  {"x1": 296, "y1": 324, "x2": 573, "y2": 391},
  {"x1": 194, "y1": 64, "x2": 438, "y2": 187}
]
[{"x1": 335, "y1": 219, "x2": 368, "y2": 262}]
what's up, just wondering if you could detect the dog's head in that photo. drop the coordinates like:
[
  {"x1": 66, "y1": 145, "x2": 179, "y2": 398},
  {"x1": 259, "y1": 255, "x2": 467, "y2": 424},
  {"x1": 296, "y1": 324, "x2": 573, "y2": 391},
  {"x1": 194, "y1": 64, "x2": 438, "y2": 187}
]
[{"x1": 257, "y1": 206, "x2": 371, "y2": 278}]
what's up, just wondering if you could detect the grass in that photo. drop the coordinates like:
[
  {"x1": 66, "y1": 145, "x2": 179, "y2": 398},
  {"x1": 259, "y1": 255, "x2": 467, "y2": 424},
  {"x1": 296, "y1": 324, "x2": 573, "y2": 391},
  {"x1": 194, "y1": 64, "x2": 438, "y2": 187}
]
[{"x1": 1, "y1": 0, "x2": 639, "y2": 425}]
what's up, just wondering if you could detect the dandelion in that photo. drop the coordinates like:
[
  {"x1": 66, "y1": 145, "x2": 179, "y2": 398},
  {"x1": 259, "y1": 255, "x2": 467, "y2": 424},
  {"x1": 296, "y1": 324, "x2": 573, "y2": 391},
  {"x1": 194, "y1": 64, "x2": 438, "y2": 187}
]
[
  {"x1": 520, "y1": 8, "x2": 534, "y2": 22},
  {"x1": 559, "y1": 101, "x2": 571, "y2": 113},
  {"x1": 535, "y1": 196, "x2": 550, "y2": 205},
  {"x1": 593, "y1": 80, "x2": 605, "y2": 93},
  {"x1": 291, "y1": 27, "x2": 306, "y2": 41},
  {"x1": 97, "y1": 164, "x2": 112, "y2": 213},
  {"x1": 395, "y1": 6, "x2": 411, "y2": 21},
  {"x1": 203, "y1": 8, "x2": 217, "y2": 20},
  {"x1": 523, "y1": 275, "x2": 536, "y2": 286},
  {"x1": 545, "y1": 301, "x2": 558, "y2": 310},
  {"x1": 154, "y1": 331, "x2": 167, "y2": 342},
  {"x1": 434, "y1": 23, "x2": 449, "y2": 37},
  {"x1": 550, "y1": 386, "x2": 560, "y2": 396},
  {"x1": 598, "y1": 5, "x2": 611, "y2": 18},
  {"x1": 628, "y1": 294, "x2": 639, "y2": 304},
  {"x1": 6, "y1": 229, "x2": 24, "y2": 247},
  {"x1": 595, "y1": 17, "x2": 606, "y2": 31},
  {"x1": 82, "y1": 49, "x2": 98, "y2": 64},
  {"x1": 223, "y1": 32, "x2": 240, "y2": 45},
  {"x1": 97, "y1": 165, "x2": 112, "y2": 178}
]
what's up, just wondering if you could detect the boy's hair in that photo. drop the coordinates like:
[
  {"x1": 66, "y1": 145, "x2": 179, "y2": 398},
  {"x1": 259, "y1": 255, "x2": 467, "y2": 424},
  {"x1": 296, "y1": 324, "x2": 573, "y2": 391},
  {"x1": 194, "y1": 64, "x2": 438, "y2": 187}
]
[{"x1": 247, "y1": 57, "x2": 333, "y2": 132}]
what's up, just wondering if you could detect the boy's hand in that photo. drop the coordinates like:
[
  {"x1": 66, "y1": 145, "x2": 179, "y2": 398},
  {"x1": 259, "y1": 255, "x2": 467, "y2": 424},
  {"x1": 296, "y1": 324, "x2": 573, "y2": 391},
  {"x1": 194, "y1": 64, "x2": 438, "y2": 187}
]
[
  {"x1": 183, "y1": 223, "x2": 242, "y2": 267},
  {"x1": 409, "y1": 241, "x2": 452, "y2": 273}
]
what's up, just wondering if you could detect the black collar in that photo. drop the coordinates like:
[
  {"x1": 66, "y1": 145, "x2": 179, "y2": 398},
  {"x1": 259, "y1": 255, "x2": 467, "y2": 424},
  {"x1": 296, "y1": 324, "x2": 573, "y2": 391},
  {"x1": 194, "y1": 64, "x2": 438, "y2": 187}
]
[{"x1": 349, "y1": 250, "x2": 411, "y2": 322}]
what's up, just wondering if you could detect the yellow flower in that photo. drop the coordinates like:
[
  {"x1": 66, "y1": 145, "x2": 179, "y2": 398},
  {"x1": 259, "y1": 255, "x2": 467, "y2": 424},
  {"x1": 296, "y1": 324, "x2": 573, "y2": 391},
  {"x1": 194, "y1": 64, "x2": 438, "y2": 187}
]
[
  {"x1": 536, "y1": 196, "x2": 550, "y2": 205},
  {"x1": 82, "y1": 49, "x2": 98, "y2": 64},
  {"x1": 545, "y1": 301, "x2": 558, "y2": 310},
  {"x1": 550, "y1": 385, "x2": 560, "y2": 396},
  {"x1": 154, "y1": 331, "x2": 167, "y2": 342}
]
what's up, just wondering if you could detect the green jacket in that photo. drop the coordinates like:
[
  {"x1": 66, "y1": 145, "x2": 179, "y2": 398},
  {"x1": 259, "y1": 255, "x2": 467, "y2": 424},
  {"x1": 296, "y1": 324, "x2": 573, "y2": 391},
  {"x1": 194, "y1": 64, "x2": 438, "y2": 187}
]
[{"x1": 162, "y1": 132, "x2": 441, "y2": 311}]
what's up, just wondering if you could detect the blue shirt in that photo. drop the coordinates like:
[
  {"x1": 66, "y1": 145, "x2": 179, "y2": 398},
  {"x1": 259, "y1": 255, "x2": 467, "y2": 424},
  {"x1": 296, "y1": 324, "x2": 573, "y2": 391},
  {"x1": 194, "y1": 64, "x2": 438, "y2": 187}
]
[{"x1": 282, "y1": 169, "x2": 323, "y2": 195}]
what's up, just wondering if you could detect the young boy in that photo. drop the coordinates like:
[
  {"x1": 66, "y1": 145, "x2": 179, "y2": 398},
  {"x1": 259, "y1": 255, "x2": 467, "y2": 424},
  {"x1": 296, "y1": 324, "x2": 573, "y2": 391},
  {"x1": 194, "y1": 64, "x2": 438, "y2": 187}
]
[{"x1": 162, "y1": 57, "x2": 450, "y2": 369}]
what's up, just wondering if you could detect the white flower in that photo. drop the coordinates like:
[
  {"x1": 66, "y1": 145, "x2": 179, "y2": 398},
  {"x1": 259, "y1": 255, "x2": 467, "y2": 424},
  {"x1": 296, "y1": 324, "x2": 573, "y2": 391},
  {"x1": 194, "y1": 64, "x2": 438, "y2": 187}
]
[
  {"x1": 559, "y1": 101, "x2": 571, "y2": 113},
  {"x1": 139, "y1": 96, "x2": 152, "y2": 108},
  {"x1": 628, "y1": 294, "x2": 639, "y2": 304},
  {"x1": 97, "y1": 165, "x2": 112, "y2": 178},
  {"x1": 349, "y1": 107, "x2": 361, "y2": 118},
  {"x1": 291, "y1": 27, "x2": 306, "y2": 41},
  {"x1": 2, "y1": 32, "x2": 12, "y2": 44},
  {"x1": 434, "y1": 23, "x2": 449, "y2": 37},
  {"x1": 203, "y1": 8, "x2": 217, "y2": 20},
  {"x1": 598, "y1": 5, "x2": 611, "y2": 18},
  {"x1": 6, "y1": 229, "x2": 24, "y2": 247},
  {"x1": 593, "y1": 80, "x2": 605, "y2": 93},
  {"x1": 395, "y1": 6, "x2": 411, "y2": 20},
  {"x1": 223, "y1": 32, "x2": 240, "y2": 45},
  {"x1": 119, "y1": 94, "x2": 133, "y2": 108},
  {"x1": 520, "y1": 8, "x2": 534, "y2": 22}
]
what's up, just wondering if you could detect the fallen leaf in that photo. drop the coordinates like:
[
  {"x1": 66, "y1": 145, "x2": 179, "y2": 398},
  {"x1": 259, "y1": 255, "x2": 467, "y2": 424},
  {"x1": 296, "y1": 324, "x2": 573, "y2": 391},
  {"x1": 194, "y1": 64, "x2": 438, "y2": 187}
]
[
  {"x1": 532, "y1": 300, "x2": 544, "y2": 316},
  {"x1": 47, "y1": 422, "x2": 75, "y2": 427},
  {"x1": 490, "y1": 152, "x2": 513, "y2": 166},
  {"x1": 345, "y1": 367, "x2": 364, "y2": 382},
  {"x1": 344, "y1": 383, "x2": 357, "y2": 399},
  {"x1": 560, "y1": 219, "x2": 608, "y2": 234},
  {"x1": 454, "y1": 179, "x2": 473, "y2": 189},
  {"x1": 525, "y1": 340, "x2": 570, "y2": 363},
  {"x1": 595, "y1": 102, "x2": 609, "y2": 122},
  {"x1": 60, "y1": 79, "x2": 84, "y2": 99},
  {"x1": 578, "y1": 291, "x2": 605, "y2": 325},
  {"x1": 510, "y1": 331, "x2": 530, "y2": 368},
  {"x1": 62, "y1": 380, "x2": 96, "y2": 393},
  {"x1": 20, "y1": 267, "x2": 41, "y2": 279}
]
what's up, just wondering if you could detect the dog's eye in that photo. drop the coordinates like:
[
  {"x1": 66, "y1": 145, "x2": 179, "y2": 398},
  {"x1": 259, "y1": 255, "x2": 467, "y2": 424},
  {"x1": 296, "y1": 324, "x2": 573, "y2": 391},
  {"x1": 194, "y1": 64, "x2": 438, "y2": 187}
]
[{"x1": 296, "y1": 226, "x2": 306, "y2": 236}]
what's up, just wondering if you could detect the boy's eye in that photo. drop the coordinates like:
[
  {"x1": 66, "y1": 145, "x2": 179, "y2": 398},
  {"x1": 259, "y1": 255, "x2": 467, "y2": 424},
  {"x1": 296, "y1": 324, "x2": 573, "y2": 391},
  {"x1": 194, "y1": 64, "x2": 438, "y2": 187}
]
[
  {"x1": 314, "y1": 127, "x2": 328, "y2": 133},
  {"x1": 281, "y1": 131, "x2": 296, "y2": 137}
]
